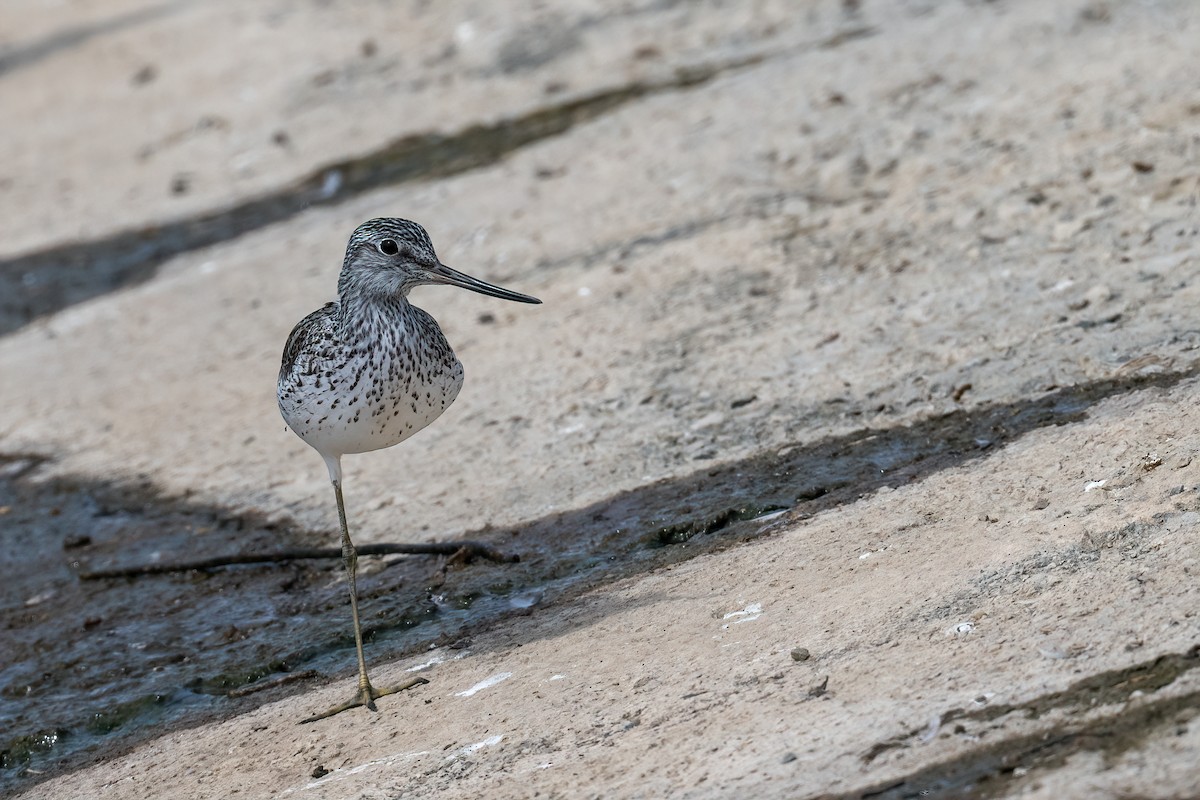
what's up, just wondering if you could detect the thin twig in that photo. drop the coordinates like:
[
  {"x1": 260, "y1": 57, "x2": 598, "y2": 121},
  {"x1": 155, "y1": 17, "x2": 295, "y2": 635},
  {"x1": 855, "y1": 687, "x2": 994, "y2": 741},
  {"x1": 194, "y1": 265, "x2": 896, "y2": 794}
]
[
  {"x1": 76, "y1": 540, "x2": 519, "y2": 580},
  {"x1": 226, "y1": 670, "x2": 320, "y2": 698}
]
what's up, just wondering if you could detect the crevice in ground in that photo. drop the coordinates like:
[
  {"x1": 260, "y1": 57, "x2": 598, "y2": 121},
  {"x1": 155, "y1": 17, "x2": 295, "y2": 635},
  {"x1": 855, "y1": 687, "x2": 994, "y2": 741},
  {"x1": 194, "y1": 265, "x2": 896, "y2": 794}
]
[
  {"x1": 0, "y1": 366, "x2": 1189, "y2": 792},
  {"x1": 829, "y1": 645, "x2": 1200, "y2": 800}
]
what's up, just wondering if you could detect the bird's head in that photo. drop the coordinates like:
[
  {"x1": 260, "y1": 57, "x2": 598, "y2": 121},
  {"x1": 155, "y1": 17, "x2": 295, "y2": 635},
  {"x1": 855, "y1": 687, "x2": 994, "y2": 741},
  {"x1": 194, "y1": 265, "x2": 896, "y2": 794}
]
[{"x1": 337, "y1": 218, "x2": 540, "y2": 305}]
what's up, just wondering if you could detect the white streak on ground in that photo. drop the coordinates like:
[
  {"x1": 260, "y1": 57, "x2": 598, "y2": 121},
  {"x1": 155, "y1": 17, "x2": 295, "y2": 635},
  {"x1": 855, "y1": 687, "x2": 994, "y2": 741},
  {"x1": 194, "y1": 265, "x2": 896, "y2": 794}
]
[
  {"x1": 455, "y1": 671, "x2": 513, "y2": 697},
  {"x1": 289, "y1": 749, "x2": 430, "y2": 792},
  {"x1": 721, "y1": 602, "x2": 763, "y2": 627},
  {"x1": 445, "y1": 734, "x2": 504, "y2": 760}
]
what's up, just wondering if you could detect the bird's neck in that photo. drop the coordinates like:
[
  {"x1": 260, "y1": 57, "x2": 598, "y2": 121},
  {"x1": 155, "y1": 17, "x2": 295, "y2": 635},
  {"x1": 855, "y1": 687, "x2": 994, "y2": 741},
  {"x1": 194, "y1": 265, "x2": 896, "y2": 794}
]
[{"x1": 336, "y1": 287, "x2": 415, "y2": 333}]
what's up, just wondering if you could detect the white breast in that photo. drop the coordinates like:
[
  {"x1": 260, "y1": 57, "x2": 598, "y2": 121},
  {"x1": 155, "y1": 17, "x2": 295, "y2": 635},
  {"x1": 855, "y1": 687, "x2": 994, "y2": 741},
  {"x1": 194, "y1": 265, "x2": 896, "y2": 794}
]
[{"x1": 278, "y1": 300, "x2": 465, "y2": 460}]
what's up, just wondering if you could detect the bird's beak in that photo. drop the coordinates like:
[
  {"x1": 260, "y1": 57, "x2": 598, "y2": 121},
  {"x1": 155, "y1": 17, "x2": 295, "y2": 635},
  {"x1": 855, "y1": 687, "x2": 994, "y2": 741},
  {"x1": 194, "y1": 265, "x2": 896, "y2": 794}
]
[{"x1": 427, "y1": 262, "x2": 542, "y2": 304}]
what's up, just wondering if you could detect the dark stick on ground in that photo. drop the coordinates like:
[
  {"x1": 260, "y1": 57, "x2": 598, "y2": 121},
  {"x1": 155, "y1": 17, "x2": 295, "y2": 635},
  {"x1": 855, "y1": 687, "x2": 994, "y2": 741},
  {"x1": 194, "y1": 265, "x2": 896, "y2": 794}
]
[
  {"x1": 226, "y1": 670, "x2": 320, "y2": 698},
  {"x1": 76, "y1": 541, "x2": 519, "y2": 580}
]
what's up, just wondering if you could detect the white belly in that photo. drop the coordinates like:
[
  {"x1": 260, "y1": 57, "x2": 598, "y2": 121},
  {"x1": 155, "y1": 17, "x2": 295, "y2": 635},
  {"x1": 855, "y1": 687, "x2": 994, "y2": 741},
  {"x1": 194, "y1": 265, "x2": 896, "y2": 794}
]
[
  {"x1": 278, "y1": 298, "x2": 467, "y2": 462},
  {"x1": 280, "y1": 348, "x2": 464, "y2": 458}
]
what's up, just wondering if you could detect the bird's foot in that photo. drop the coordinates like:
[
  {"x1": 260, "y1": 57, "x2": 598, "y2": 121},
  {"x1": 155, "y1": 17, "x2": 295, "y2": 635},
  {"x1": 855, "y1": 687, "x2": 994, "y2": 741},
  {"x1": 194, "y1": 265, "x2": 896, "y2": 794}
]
[{"x1": 300, "y1": 676, "x2": 429, "y2": 724}]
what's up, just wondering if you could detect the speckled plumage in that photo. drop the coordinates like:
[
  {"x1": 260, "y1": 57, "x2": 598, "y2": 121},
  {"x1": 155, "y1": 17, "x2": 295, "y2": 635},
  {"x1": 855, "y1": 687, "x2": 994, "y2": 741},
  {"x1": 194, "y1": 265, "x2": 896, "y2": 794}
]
[
  {"x1": 275, "y1": 218, "x2": 539, "y2": 721},
  {"x1": 277, "y1": 292, "x2": 464, "y2": 471}
]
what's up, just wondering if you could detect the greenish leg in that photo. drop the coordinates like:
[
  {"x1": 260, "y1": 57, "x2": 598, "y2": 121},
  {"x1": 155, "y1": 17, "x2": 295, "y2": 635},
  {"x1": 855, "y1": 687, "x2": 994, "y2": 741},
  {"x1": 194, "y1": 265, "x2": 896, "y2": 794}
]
[{"x1": 300, "y1": 480, "x2": 427, "y2": 724}]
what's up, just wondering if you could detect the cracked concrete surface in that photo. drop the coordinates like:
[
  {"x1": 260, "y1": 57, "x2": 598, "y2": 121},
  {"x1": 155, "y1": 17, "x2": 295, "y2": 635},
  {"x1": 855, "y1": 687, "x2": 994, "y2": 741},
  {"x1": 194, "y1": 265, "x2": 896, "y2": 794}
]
[{"x1": 2, "y1": 0, "x2": 1199, "y2": 797}]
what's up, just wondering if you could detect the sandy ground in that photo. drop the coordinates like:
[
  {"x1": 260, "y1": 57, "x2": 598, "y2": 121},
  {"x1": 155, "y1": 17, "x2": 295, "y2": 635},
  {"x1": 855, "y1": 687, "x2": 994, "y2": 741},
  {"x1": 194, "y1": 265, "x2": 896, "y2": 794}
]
[{"x1": 2, "y1": 0, "x2": 1200, "y2": 797}]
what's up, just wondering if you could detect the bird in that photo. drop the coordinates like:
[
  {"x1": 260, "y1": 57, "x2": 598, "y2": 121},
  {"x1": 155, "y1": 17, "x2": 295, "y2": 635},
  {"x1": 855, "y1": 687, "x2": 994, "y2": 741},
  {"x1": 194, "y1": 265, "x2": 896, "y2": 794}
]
[{"x1": 277, "y1": 217, "x2": 540, "y2": 722}]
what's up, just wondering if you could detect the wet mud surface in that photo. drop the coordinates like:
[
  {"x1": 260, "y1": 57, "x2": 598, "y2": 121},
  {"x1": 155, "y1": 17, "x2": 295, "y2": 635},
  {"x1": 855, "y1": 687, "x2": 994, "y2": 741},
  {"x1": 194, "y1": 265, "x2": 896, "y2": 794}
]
[{"x1": 1, "y1": 367, "x2": 1190, "y2": 793}]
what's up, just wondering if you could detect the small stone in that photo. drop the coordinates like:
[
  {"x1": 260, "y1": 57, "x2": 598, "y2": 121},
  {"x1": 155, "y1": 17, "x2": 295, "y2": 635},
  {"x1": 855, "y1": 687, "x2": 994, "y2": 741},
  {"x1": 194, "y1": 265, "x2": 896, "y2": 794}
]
[
  {"x1": 790, "y1": 647, "x2": 811, "y2": 662},
  {"x1": 1079, "y1": 2, "x2": 1111, "y2": 23},
  {"x1": 311, "y1": 765, "x2": 329, "y2": 779},
  {"x1": 63, "y1": 534, "x2": 92, "y2": 549},
  {"x1": 131, "y1": 64, "x2": 157, "y2": 86},
  {"x1": 1084, "y1": 284, "x2": 1114, "y2": 305},
  {"x1": 781, "y1": 752, "x2": 798, "y2": 764},
  {"x1": 979, "y1": 227, "x2": 1007, "y2": 244},
  {"x1": 1053, "y1": 219, "x2": 1085, "y2": 241}
]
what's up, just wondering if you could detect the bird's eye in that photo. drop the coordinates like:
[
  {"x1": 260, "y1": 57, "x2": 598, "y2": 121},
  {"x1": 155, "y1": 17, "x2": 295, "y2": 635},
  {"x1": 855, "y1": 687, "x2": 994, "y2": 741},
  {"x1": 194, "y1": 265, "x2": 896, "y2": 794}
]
[{"x1": 378, "y1": 239, "x2": 399, "y2": 256}]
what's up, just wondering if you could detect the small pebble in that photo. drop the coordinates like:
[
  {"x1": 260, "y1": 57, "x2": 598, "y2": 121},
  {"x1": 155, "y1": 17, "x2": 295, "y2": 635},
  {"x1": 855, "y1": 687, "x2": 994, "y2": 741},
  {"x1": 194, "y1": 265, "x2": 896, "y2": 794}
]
[
  {"x1": 790, "y1": 647, "x2": 811, "y2": 662},
  {"x1": 63, "y1": 534, "x2": 92, "y2": 550},
  {"x1": 131, "y1": 64, "x2": 157, "y2": 86}
]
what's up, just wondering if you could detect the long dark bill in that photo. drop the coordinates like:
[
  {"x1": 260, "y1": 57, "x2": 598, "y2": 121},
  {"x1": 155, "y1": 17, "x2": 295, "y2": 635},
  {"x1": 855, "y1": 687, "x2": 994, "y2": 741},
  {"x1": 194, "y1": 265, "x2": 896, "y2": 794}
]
[{"x1": 430, "y1": 263, "x2": 541, "y2": 304}]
